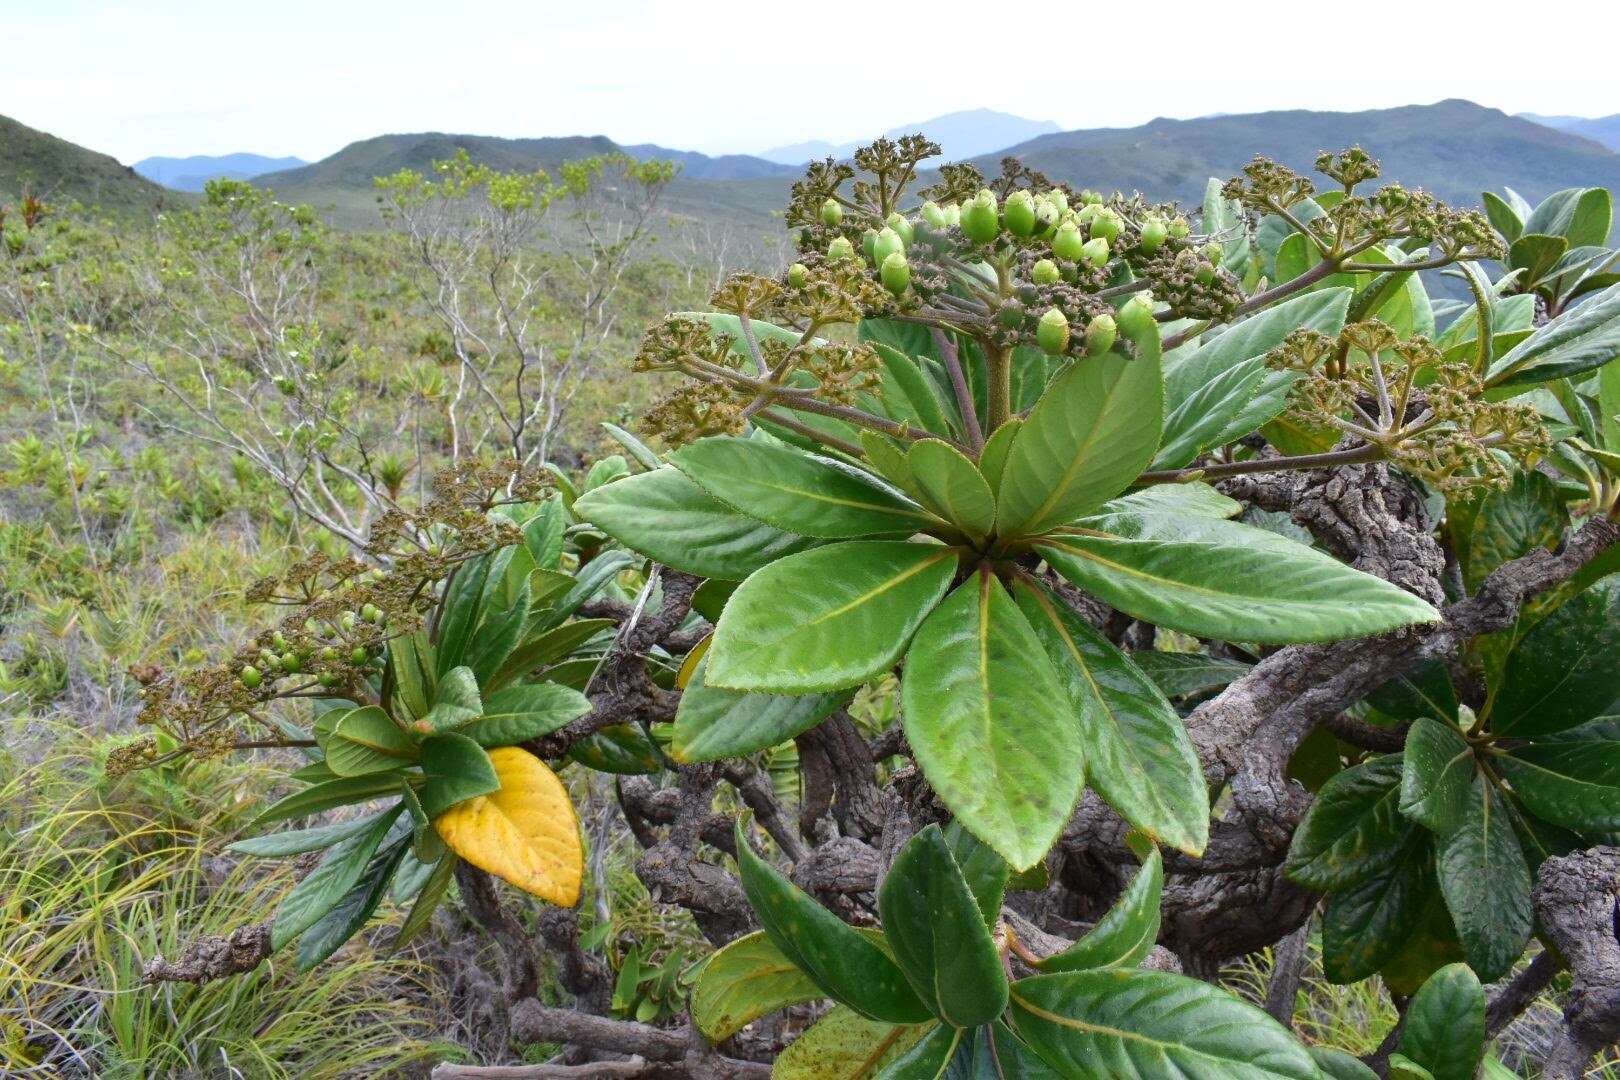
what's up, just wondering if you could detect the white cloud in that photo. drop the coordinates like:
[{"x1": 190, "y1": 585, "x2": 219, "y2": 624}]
[{"x1": 5, "y1": 0, "x2": 1618, "y2": 164}]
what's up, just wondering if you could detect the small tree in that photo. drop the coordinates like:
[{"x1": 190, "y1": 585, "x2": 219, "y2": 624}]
[{"x1": 142, "y1": 138, "x2": 1620, "y2": 1078}]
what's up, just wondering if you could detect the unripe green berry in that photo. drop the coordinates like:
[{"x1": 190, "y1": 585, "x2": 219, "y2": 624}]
[
  {"x1": 1201, "y1": 241, "x2": 1224, "y2": 265},
  {"x1": 786, "y1": 262, "x2": 809, "y2": 288},
  {"x1": 880, "y1": 252, "x2": 911, "y2": 296},
  {"x1": 350, "y1": 646, "x2": 370, "y2": 665},
  {"x1": 320, "y1": 646, "x2": 339, "y2": 663},
  {"x1": 1003, "y1": 191, "x2": 1037, "y2": 237},
  {"x1": 1085, "y1": 313, "x2": 1118, "y2": 356},
  {"x1": 239, "y1": 664, "x2": 262, "y2": 689},
  {"x1": 1139, "y1": 216, "x2": 1168, "y2": 253},
  {"x1": 362, "y1": 603, "x2": 384, "y2": 625},
  {"x1": 820, "y1": 198, "x2": 843, "y2": 227},
  {"x1": 1082, "y1": 237, "x2": 1110, "y2": 268},
  {"x1": 1043, "y1": 189, "x2": 1069, "y2": 215},
  {"x1": 885, "y1": 212, "x2": 914, "y2": 246},
  {"x1": 872, "y1": 227, "x2": 905, "y2": 268},
  {"x1": 1167, "y1": 216, "x2": 1190, "y2": 239},
  {"x1": 1081, "y1": 189, "x2": 1103, "y2": 206},
  {"x1": 1036, "y1": 307, "x2": 1071, "y2": 355},
  {"x1": 959, "y1": 190, "x2": 1000, "y2": 244},
  {"x1": 271, "y1": 631, "x2": 289, "y2": 651},
  {"x1": 1051, "y1": 221, "x2": 1085, "y2": 262},
  {"x1": 1118, "y1": 294, "x2": 1156, "y2": 340},
  {"x1": 341, "y1": 611, "x2": 358, "y2": 630},
  {"x1": 1091, "y1": 210, "x2": 1123, "y2": 244},
  {"x1": 1034, "y1": 200, "x2": 1059, "y2": 237},
  {"x1": 258, "y1": 648, "x2": 278, "y2": 669},
  {"x1": 828, "y1": 235, "x2": 856, "y2": 261},
  {"x1": 319, "y1": 672, "x2": 340, "y2": 688},
  {"x1": 942, "y1": 203, "x2": 961, "y2": 227},
  {"x1": 861, "y1": 228, "x2": 879, "y2": 264},
  {"x1": 279, "y1": 652, "x2": 300, "y2": 674},
  {"x1": 1031, "y1": 258, "x2": 1061, "y2": 285},
  {"x1": 921, "y1": 200, "x2": 948, "y2": 229}
]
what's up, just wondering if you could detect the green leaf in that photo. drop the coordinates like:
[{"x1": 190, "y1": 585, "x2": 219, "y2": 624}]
[
  {"x1": 1399, "y1": 718, "x2": 1476, "y2": 835},
  {"x1": 251, "y1": 774, "x2": 405, "y2": 828},
  {"x1": 325, "y1": 706, "x2": 416, "y2": 777},
  {"x1": 1525, "y1": 187, "x2": 1612, "y2": 249},
  {"x1": 486, "y1": 618, "x2": 615, "y2": 694},
  {"x1": 1099, "y1": 482, "x2": 1241, "y2": 520},
  {"x1": 392, "y1": 852, "x2": 455, "y2": 950},
  {"x1": 1151, "y1": 355, "x2": 1266, "y2": 470},
  {"x1": 1457, "y1": 470, "x2": 1566, "y2": 593},
  {"x1": 1286, "y1": 755, "x2": 1411, "y2": 890},
  {"x1": 388, "y1": 632, "x2": 434, "y2": 721},
  {"x1": 420, "y1": 666, "x2": 483, "y2": 733},
  {"x1": 462, "y1": 683, "x2": 591, "y2": 748},
  {"x1": 228, "y1": 807, "x2": 397, "y2": 858},
  {"x1": 1041, "y1": 512, "x2": 1439, "y2": 644},
  {"x1": 977, "y1": 418, "x2": 1022, "y2": 498},
  {"x1": 465, "y1": 576, "x2": 530, "y2": 685},
  {"x1": 1496, "y1": 741, "x2": 1620, "y2": 831},
  {"x1": 733, "y1": 823, "x2": 930, "y2": 1023},
  {"x1": 1387, "y1": 1054, "x2": 1437, "y2": 1080},
  {"x1": 1493, "y1": 578, "x2": 1620, "y2": 737},
  {"x1": 1128, "y1": 650, "x2": 1250, "y2": 699},
  {"x1": 1436, "y1": 771, "x2": 1532, "y2": 981},
  {"x1": 940, "y1": 822, "x2": 1009, "y2": 929},
  {"x1": 297, "y1": 836, "x2": 410, "y2": 970},
  {"x1": 1008, "y1": 970, "x2": 1321, "y2": 1079},
  {"x1": 1481, "y1": 191, "x2": 1524, "y2": 246},
  {"x1": 573, "y1": 467, "x2": 815, "y2": 580},
  {"x1": 567, "y1": 724, "x2": 661, "y2": 774},
  {"x1": 523, "y1": 498, "x2": 566, "y2": 570},
  {"x1": 773, "y1": 1007, "x2": 932, "y2": 1079},
  {"x1": 1488, "y1": 282, "x2": 1620, "y2": 389},
  {"x1": 996, "y1": 348, "x2": 1164, "y2": 539},
  {"x1": 1321, "y1": 833, "x2": 1435, "y2": 983},
  {"x1": 1172, "y1": 292, "x2": 1351, "y2": 401},
  {"x1": 1038, "y1": 849, "x2": 1163, "y2": 972},
  {"x1": 690, "y1": 931, "x2": 824, "y2": 1042},
  {"x1": 671, "y1": 436, "x2": 933, "y2": 538},
  {"x1": 906, "y1": 438, "x2": 995, "y2": 539},
  {"x1": 416, "y1": 732, "x2": 501, "y2": 820},
  {"x1": 871, "y1": 341, "x2": 955, "y2": 439},
  {"x1": 1366, "y1": 662, "x2": 1459, "y2": 724},
  {"x1": 706, "y1": 541, "x2": 957, "y2": 693},
  {"x1": 1398, "y1": 963, "x2": 1485, "y2": 1080},
  {"x1": 878, "y1": 824, "x2": 1009, "y2": 1026},
  {"x1": 1014, "y1": 580, "x2": 1207, "y2": 856},
  {"x1": 1507, "y1": 234, "x2": 1569, "y2": 287},
  {"x1": 272, "y1": 803, "x2": 403, "y2": 949},
  {"x1": 874, "y1": 1022, "x2": 960, "y2": 1080},
  {"x1": 1310, "y1": 1047, "x2": 1378, "y2": 1080},
  {"x1": 435, "y1": 555, "x2": 491, "y2": 678},
  {"x1": 901, "y1": 572, "x2": 1084, "y2": 871},
  {"x1": 670, "y1": 655, "x2": 848, "y2": 762}
]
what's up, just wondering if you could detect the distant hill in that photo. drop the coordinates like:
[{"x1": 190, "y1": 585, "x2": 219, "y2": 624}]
[
  {"x1": 251, "y1": 131, "x2": 795, "y2": 230},
  {"x1": 254, "y1": 132, "x2": 792, "y2": 191},
  {"x1": 0, "y1": 113, "x2": 173, "y2": 213},
  {"x1": 977, "y1": 100, "x2": 1620, "y2": 213},
  {"x1": 135, "y1": 153, "x2": 307, "y2": 192},
  {"x1": 761, "y1": 108, "x2": 1061, "y2": 165},
  {"x1": 1520, "y1": 113, "x2": 1620, "y2": 153}
]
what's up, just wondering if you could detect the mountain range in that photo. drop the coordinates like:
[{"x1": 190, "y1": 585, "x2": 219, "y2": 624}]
[
  {"x1": 1519, "y1": 113, "x2": 1620, "y2": 153},
  {"x1": 758, "y1": 108, "x2": 1062, "y2": 165},
  {"x1": 134, "y1": 153, "x2": 308, "y2": 192},
  {"x1": 8, "y1": 101, "x2": 1620, "y2": 237}
]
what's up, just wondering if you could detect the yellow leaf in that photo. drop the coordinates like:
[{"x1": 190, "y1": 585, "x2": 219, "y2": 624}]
[
  {"x1": 676, "y1": 633, "x2": 712, "y2": 689},
  {"x1": 434, "y1": 746, "x2": 582, "y2": 906}
]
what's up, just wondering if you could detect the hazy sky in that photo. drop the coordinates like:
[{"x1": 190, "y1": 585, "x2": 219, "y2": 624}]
[{"x1": 7, "y1": 0, "x2": 1620, "y2": 165}]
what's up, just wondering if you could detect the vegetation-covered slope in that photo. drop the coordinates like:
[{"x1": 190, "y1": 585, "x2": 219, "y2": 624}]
[
  {"x1": 979, "y1": 100, "x2": 1620, "y2": 210},
  {"x1": 1, "y1": 113, "x2": 175, "y2": 213}
]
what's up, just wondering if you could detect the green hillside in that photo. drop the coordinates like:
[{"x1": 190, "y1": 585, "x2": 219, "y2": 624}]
[
  {"x1": 977, "y1": 100, "x2": 1620, "y2": 212},
  {"x1": 0, "y1": 113, "x2": 176, "y2": 214}
]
